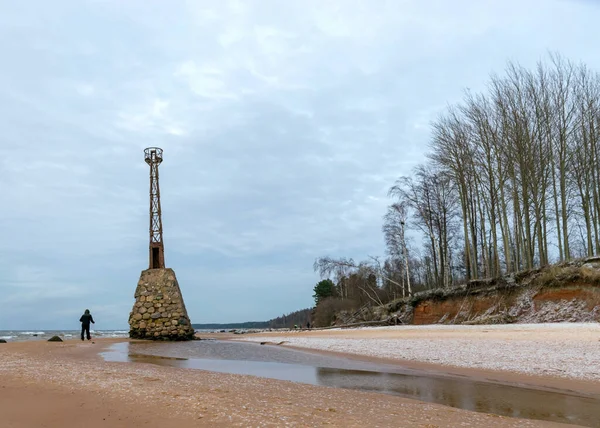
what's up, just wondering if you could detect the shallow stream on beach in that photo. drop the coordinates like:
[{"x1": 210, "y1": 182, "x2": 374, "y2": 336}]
[{"x1": 102, "y1": 340, "x2": 600, "y2": 426}]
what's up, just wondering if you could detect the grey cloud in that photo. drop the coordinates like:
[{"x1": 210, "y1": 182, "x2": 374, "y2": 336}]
[{"x1": 1, "y1": 0, "x2": 600, "y2": 328}]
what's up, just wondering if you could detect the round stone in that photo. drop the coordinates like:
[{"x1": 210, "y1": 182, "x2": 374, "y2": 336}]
[
  {"x1": 139, "y1": 322, "x2": 147, "y2": 329},
  {"x1": 151, "y1": 313, "x2": 161, "y2": 319},
  {"x1": 139, "y1": 307, "x2": 147, "y2": 314},
  {"x1": 143, "y1": 313, "x2": 151, "y2": 320},
  {"x1": 148, "y1": 307, "x2": 155, "y2": 313},
  {"x1": 133, "y1": 313, "x2": 142, "y2": 320}
]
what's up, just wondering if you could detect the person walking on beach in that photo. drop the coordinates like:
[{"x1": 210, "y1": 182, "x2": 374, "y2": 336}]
[{"x1": 79, "y1": 309, "x2": 95, "y2": 341}]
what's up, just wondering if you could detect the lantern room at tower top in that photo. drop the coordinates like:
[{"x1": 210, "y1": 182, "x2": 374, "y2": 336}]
[{"x1": 144, "y1": 147, "x2": 163, "y2": 165}]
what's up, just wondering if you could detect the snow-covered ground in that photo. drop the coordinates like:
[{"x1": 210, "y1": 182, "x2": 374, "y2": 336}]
[{"x1": 239, "y1": 323, "x2": 600, "y2": 381}]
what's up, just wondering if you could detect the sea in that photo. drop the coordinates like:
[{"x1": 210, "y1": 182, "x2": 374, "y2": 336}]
[
  {"x1": 0, "y1": 330, "x2": 130, "y2": 342},
  {"x1": 0, "y1": 328, "x2": 262, "y2": 342}
]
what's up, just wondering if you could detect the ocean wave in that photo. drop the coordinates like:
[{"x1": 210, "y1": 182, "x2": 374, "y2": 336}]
[
  {"x1": 0, "y1": 330, "x2": 130, "y2": 340},
  {"x1": 94, "y1": 332, "x2": 129, "y2": 337}
]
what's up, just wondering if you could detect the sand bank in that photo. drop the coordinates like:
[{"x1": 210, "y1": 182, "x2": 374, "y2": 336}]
[
  {"x1": 237, "y1": 323, "x2": 600, "y2": 379},
  {"x1": 234, "y1": 323, "x2": 600, "y2": 396},
  {"x1": 0, "y1": 338, "x2": 570, "y2": 427}
]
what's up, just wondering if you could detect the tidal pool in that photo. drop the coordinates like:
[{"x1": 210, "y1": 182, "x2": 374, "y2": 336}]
[{"x1": 102, "y1": 340, "x2": 600, "y2": 426}]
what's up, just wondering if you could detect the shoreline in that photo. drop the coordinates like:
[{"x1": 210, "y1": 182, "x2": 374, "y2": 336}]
[{"x1": 0, "y1": 337, "x2": 575, "y2": 427}]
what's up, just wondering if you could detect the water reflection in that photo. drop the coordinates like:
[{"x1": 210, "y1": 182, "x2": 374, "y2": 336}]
[
  {"x1": 102, "y1": 342, "x2": 599, "y2": 427},
  {"x1": 315, "y1": 367, "x2": 592, "y2": 424}
]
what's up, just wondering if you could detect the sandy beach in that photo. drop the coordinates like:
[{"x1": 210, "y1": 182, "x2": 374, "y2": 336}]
[
  {"x1": 237, "y1": 323, "x2": 600, "y2": 392},
  {"x1": 1, "y1": 324, "x2": 597, "y2": 427}
]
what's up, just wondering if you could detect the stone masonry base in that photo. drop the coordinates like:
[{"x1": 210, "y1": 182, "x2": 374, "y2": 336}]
[{"x1": 128, "y1": 268, "x2": 194, "y2": 341}]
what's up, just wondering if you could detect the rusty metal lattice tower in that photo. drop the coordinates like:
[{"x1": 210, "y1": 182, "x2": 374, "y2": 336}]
[{"x1": 145, "y1": 147, "x2": 165, "y2": 269}]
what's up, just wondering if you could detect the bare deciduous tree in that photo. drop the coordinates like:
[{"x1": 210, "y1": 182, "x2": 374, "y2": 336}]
[{"x1": 313, "y1": 53, "x2": 600, "y2": 315}]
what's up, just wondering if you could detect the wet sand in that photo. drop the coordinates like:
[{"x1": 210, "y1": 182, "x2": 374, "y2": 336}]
[
  {"x1": 0, "y1": 338, "x2": 573, "y2": 427},
  {"x1": 234, "y1": 323, "x2": 600, "y2": 395}
]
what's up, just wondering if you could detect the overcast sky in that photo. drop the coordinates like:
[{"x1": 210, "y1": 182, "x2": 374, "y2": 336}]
[{"x1": 1, "y1": 0, "x2": 599, "y2": 330}]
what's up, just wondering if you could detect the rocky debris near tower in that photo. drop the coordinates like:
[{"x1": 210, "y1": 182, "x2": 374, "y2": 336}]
[
  {"x1": 129, "y1": 268, "x2": 195, "y2": 341},
  {"x1": 48, "y1": 336, "x2": 63, "y2": 342}
]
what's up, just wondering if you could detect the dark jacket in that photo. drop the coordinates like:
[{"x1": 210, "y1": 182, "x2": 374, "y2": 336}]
[{"x1": 80, "y1": 313, "x2": 95, "y2": 327}]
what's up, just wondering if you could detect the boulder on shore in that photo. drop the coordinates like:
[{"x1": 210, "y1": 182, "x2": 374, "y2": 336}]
[
  {"x1": 0, "y1": 339, "x2": 7, "y2": 343},
  {"x1": 47, "y1": 336, "x2": 63, "y2": 342}
]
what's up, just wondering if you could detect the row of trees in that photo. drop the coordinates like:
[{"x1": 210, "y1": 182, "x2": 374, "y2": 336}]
[
  {"x1": 193, "y1": 308, "x2": 312, "y2": 330},
  {"x1": 267, "y1": 308, "x2": 312, "y2": 329},
  {"x1": 314, "y1": 53, "x2": 600, "y2": 303}
]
